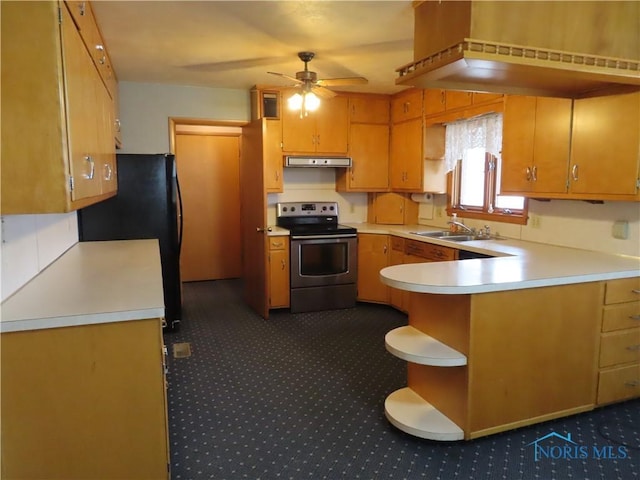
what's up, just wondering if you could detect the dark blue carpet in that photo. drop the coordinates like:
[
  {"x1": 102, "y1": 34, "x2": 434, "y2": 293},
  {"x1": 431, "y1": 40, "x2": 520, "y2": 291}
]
[{"x1": 164, "y1": 280, "x2": 639, "y2": 480}]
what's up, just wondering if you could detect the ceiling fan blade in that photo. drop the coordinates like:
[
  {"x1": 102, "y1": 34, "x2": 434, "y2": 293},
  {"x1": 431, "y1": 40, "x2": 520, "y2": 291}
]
[
  {"x1": 312, "y1": 85, "x2": 337, "y2": 99},
  {"x1": 267, "y1": 71, "x2": 303, "y2": 84},
  {"x1": 316, "y1": 77, "x2": 368, "y2": 87}
]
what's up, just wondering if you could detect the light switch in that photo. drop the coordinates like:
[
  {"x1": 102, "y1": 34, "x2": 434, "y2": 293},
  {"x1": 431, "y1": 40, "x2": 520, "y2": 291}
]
[{"x1": 612, "y1": 220, "x2": 629, "y2": 240}]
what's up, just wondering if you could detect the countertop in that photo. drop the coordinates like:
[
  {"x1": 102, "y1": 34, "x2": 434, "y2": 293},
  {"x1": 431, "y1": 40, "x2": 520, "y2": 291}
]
[
  {"x1": 0, "y1": 240, "x2": 165, "y2": 333},
  {"x1": 349, "y1": 223, "x2": 640, "y2": 294}
]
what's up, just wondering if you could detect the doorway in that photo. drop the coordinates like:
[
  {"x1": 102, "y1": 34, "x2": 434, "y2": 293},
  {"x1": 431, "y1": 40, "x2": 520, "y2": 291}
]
[{"x1": 171, "y1": 121, "x2": 244, "y2": 282}]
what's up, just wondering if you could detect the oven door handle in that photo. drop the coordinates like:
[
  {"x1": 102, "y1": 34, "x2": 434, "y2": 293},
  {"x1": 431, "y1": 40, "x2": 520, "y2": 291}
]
[{"x1": 291, "y1": 233, "x2": 357, "y2": 240}]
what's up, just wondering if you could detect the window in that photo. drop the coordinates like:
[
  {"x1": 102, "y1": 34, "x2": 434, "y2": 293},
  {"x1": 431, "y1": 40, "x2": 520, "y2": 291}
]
[{"x1": 445, "y1": 113, "x2": 527, "y2": 224}]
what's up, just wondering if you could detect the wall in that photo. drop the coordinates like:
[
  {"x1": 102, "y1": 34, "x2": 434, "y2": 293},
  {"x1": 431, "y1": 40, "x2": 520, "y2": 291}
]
[
  {"x1": 118, "y1": 82, "x2": 250, "y2": 153},
  {"x1": 417, "y1": 195, "x2": 640, "y2": 258},
  {"x1": 267, "y1": 169, "x2": 368, "y2": 225}
]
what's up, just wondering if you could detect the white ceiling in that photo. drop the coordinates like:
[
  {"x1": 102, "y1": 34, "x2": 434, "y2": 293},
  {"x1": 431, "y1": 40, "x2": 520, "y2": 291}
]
[{"x1": 91, "y1": 0, "x2": 416, "y2": 95}]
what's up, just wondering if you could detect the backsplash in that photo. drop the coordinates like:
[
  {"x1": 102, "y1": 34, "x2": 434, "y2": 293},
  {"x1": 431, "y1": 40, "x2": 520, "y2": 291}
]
[{"x1": 1, "y1": 213, "x2": 78, "y2": 301}]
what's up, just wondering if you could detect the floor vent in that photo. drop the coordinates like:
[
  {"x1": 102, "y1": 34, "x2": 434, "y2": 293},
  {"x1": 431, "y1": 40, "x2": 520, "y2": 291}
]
[{"x1": 172, "y1": 342, "x2": 192, "y2": 359}]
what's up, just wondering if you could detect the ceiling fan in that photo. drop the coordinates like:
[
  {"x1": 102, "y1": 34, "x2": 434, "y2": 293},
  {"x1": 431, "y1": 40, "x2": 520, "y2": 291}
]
[{"x1": 267, "y1": 51, "x2": 368, "y2": 99}]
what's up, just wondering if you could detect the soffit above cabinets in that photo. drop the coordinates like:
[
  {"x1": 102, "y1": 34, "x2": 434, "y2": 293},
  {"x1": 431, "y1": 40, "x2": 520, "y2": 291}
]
[{"x1": 398, "y1": 1, "x2": 640, "y2": 98}]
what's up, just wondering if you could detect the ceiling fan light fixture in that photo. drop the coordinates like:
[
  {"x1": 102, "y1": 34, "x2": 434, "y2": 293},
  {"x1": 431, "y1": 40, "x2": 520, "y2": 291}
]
[{"x1": 287, "y1": 89, "x2": 320, "y2": 118}]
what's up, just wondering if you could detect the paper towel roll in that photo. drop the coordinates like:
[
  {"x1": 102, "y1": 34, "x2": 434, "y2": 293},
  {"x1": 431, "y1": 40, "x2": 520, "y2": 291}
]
[{"x1": 410, "y1": 193, "x2": 433, "y2": 203}]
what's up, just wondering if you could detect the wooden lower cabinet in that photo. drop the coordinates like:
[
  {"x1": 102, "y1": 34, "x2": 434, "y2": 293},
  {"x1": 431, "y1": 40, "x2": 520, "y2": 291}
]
[
  {"x1": 385, "y1": 282, "x2": 604, "y2": 440},
  {"x1": 1, "y1": 318, "x2": 170, "y2": 479},
  {"x1": 597, "y1": 277, "x2": 640, "y2": 405},
  {"x1": 357, "y1": 234, "x2": 390, "y2": 303},
  {"x1": 268, "y1": 236, "x2": 290, "y2": 308}
]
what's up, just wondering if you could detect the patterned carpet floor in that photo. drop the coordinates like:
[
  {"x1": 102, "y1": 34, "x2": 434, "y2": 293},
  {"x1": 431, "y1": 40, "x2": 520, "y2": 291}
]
[{"x1": 164, "y1": 280, "x2": 639, "y2": 480}]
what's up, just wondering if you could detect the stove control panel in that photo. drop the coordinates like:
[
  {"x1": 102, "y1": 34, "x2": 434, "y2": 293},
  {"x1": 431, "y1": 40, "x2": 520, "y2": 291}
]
[{"x1": 276, "y1": 202, "x2": 338, "y2": 217}]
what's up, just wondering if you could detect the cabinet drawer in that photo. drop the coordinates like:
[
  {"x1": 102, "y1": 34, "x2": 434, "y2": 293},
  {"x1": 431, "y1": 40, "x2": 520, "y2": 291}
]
[
  {"x1": 391, "y1": 236, "x2": 405, "y2": 252},
  {"x1": 599, "y1": 328, "x2": 640, "y2": 367},
  {"x1": 602, "y1": 302, "x2": 640, "y2": 332},
  {"x1": 404, "y1": 240, "x2": 456, "y2": 261},
  {"x1": 268, "y1": 237, "x2": 288, "y2": 251},
  {"x1": 391, "y1": 89, "x2": 423, "y2": 123},
  {"x1": 597, "y1": 363, "x2": 640, "y2": 405},
  {"x1": 604, "y1": 277, "x2": 640, "y2": 304}
]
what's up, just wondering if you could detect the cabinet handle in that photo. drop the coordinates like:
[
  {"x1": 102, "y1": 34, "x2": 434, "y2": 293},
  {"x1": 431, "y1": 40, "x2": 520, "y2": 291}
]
[
  {"x1": 571, "y1": 164, "x2": 579, "y2": 181},
  {"x1": 95, "y1": 45, "x2": 106, "y2": 65},
  {"x1": 630, "y1": 315, "x2": 640, "y2": 320},
  {"x1": 83, "y1": 155, "x2": 95, "y2": 180},
  {"x1": 115, "y1": 118, "x2": 121, "y2": 133},
  {"x1": 316, "y1": 134, "x2": 320, "y2": 145},
  {"x1": 625, "y1": 344, "x2": 640, "y2": 351},
  {"x1": 256, "y1": 227, "x2": 272, "y2": 233},
  {"x1": 525, "y1": 166, "x2": 532, "y2": 181},
  {"x1": 383, "y1": 245, "x2": 388, "y2": 254},
  {"x1": 632, "y1": 289, "x2": 640, "y2": 294},
  {"x1": 625, "y1": 380, "x2": 640, "y2": 387},
  {"x1": 78, "y1": 1, "x2": 86, "y2": 16},
  {"x1": 281, "y1": 259, "x2": 286, "y2": 270},
  {"x1": 104, "y1": 163, "x2": 112, "y2": 181},
  {"x1": 440, "y1": 91, "x2": 445, "y2": 105},
  {"x1": 272, "y1": 241, "x2": 283, "y2": 248},
  {"x1": 532, "y1": 165, "x2": 538, "y2": 182},
  {"x1": 275, "y1": 170, "x2": 279, "y2": 181}
]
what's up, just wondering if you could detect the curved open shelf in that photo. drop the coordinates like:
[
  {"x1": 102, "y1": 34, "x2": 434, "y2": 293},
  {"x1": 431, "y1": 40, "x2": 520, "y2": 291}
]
[
  {"x1": 385, "y1": 326, "x2": 467, "y2": 366},
  {"x1": 385, "y1": 387, "x2": 464, "y2": 441}
]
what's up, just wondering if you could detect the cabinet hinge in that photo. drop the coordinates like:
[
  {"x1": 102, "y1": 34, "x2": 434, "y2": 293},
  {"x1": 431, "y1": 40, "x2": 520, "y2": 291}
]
[{"x1": 69, "y1": 176, "x2": 75, "y2": 191}]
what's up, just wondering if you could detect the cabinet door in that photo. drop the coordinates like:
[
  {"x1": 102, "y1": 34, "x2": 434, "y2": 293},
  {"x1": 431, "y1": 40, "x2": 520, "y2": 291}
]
[
  {"x1": 357, "y1": 234, "x2": 390, "y2": 303},
  {"x1": 446, "y1": 91, "x2": 473, "y2": 110},
  {"x1": 315, "y1": 96, "x2": 349, "y2": 154},
  {"x1": 281, "y1": 91, "x2": 316, "y2": 152},
  {"x1": 96, "y1": 77, "x2": 117, "y2": 194},
  {"x1": 501, "y1": 95, "x2": 536, "y2": 193},
  {"x1": 61, "y1": 4, "x2": 102, "y2": 202},
  {"x1": 389, "y1": 244, "x2": 405, "y2": 311},
  {"x1": 531, "y1": 97, "x2": 571, "y2": 194},
  {"x1": 392, "y1": 89, "x2": 423, "y2": 123},
  {"x1": 349, "y1": 123, "x2": 389, "y2": 190},
  {"x1": 570, "y1": 92, "x2": 640, "y2": 196},
  {"x1": 390, "y1": 118, "x2": 423, "y2": 190},
  {"x1": 350, "y1": 95, "x2": 390, "y2": 124},
  {"x1": 268, "y1": 238, "x2": 289, "y2": 308},
  {"x1": 264, "y1": 119, "x2": 283, "y2": 192},
  {"x1": 424, "y1": 89, "x2": 446, "y2": 117}
]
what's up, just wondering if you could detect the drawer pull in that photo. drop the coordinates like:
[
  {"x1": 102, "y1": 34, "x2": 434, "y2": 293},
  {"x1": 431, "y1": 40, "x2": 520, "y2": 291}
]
[
  {"x1": 633, "y1": 289, "x2": 640, "y2": 294},
  {"x1": 625, "y1": 344, "x2": 640, "y2": 351},
  {"x1": 630, "y1": 315, "x2": 640, "y2": 320},
  {"x1": 624, "y1": 380, "x2": 640, "y2": 387}
]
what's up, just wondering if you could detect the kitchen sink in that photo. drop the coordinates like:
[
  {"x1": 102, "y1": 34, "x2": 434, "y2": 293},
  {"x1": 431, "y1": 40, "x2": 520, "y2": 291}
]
[{"x1": 410, "y1": 231, "x2": 492, "y2": 242}]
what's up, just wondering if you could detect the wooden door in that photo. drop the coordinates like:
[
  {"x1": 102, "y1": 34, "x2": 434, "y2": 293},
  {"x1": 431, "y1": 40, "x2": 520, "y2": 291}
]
[
  {"x1": 241, "y1": 119, "x2": 269, "y2": 319},
  {"x1": 175, "y1": 133, "x2": 242, "y2": 281},
  {"x1": 357, "y1": 234, "x2": 390, "y2": 303}
]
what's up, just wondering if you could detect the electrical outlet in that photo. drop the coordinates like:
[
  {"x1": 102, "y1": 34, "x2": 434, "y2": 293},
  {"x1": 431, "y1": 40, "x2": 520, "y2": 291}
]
[
  {"x1": 349, "y1": 203, "x2": 355, "y2": 214},
  {"x1": 435, "y1": 207, "x2": 444, "y2": 218},
  {"x1": 612, "y1": 220, "x2": 629, "y2": 240},
  {"x1": 530, "y1": 214, "x2": 541, "y2": 229}
]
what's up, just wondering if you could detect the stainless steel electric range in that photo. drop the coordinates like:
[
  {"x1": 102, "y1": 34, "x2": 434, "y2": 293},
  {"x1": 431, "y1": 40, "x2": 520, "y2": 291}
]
[{"x1": 276, "y1": 202, "x2": 358, "y2": 313}]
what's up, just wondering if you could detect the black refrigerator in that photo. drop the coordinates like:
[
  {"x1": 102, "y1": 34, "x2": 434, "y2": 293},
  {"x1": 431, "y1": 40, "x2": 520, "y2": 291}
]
[{"x1": 78, "y1": 153, "x2": 183, "y2": 330}]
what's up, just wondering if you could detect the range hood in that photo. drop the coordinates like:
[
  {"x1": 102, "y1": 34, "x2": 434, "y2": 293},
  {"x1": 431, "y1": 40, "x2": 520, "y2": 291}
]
[
  {"x1": 397, "y1": 1, "x2": 640, "y2": 98},
  {"x1": 284, "y1": 156, "x2": 352, "y2": 168}
]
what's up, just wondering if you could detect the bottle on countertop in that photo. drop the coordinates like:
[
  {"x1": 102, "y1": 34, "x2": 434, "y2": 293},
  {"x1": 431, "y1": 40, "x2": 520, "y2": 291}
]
[{"x1": 449, "y1": 213, "x2": 458, "y2": 233}]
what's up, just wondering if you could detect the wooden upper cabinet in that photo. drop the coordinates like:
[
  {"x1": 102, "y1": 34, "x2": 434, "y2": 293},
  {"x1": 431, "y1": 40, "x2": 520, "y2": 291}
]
[
  {"x1": 343, "y1": 123, "x2": 389, "y2": 191},
  {"x1": 349, "y1": 94, "x2": 390, "y2": 124},
  {"x1": 390, "y1": 117, "x2": 424, "y2": 191},
  {"x1": 281, "y1": 93, "x2": 349, "y2": 154},
  {"x1": 424, "y1": 89, "x2": 446, "y2": 116},
  {"x1": 392, "y1": 89, "x2": 424, "y2": 123},
  {"x1": 1, "y1": 1, "x2": 117, "y2": 214},
  {"x1": 569, "y1": 91, "x2": 640, "y2": 197},
  {"x1": 501, "y1": 95, "x2": 571, "y2": 196},
  {"x1": 264, "y1": 119, "x2": 283, "y2": 193}
]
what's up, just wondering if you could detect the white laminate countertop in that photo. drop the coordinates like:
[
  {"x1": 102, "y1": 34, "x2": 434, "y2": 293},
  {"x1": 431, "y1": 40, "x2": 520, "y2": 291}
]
[
  {"x1": 346, "y1": 223, "x2": 640, "y2": 295},
  {"x1": 0, "y1": 240, "x2": 165, "y2": 333}
]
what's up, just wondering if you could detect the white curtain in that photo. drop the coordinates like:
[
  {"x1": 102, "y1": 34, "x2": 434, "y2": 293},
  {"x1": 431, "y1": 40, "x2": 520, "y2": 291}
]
[{"x1": 444, "y1": 113, "x2": 503, "y2": 172}]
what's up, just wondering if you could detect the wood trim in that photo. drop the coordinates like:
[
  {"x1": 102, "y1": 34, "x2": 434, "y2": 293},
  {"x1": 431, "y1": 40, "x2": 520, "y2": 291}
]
[{"x1": 168, "y1": 117, "x2": 248, "y2": 154}]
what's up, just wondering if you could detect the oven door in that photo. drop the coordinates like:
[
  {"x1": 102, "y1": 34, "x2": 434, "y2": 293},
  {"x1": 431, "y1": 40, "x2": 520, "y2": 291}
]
[{"x1": 290, "y1": 235, "x2": 357, "y2": 289}]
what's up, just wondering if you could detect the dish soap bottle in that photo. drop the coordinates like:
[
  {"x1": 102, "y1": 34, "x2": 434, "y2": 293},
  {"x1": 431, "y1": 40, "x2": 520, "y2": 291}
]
[{"x1": 449, "y1": 213, "x2": 458, "y2": 233}]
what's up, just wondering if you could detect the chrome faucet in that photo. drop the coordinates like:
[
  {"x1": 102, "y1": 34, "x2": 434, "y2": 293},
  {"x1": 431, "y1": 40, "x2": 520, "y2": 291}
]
[{"x1": 447, "y1": 220, "x2": 475, "y2": 234}]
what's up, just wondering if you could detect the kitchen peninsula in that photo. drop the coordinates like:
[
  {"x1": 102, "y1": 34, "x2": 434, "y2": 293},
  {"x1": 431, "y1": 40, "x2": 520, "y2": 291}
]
[{"x1": 375, "y1": 228, "x2": 640, "y2": 441}]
